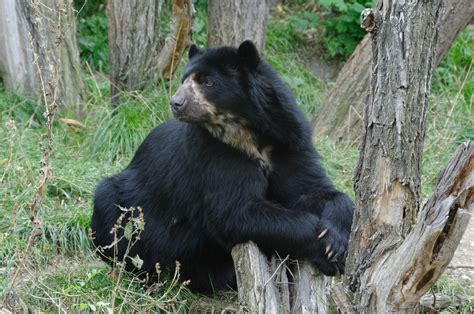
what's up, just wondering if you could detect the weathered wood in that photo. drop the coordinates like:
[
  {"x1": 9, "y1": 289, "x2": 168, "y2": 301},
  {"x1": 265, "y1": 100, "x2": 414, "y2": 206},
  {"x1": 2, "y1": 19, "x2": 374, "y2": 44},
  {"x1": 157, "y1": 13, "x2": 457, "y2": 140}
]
[
  {"x1": 340, "y1": 141, "x2": 473, "y2": 312},
  {"x1": 108, "y1": 0, "x2": 163, "y2": 103},
  {"x1": 312, "y1": 0, "x2": 474, "y2": 144},
  {"x1": 345, "y1": 1, "x2": 442, "y2": 310},
  {"x1": 334, "y1": 1, "x2": 474, "y2": 312},
  {"x1": 231, "y1": 242, "x2": 280, "y2": 313},
  {"x1": 329, "y1": 143, "x2": 473, "y2": 312},
  {"x1": 157, "y1": 0, "x2": 193, "y2": 80},
  {"x1": 232, "y1": 242, "x2": 331, "y2": 313},
  {"x1": 346, "y1": 0, "x2": 443, "y2": 291},
  {"x1": 207, "y1": 0, "x2": 269, "y2": 51},
  {"x1": 383, "y1": 141, "x2": 473, "y2": 306},
  {"x1": 292, "y1": 263, "x2": 329, "y2": 314},
  {"x1": 0, "y1": 0, "x2": 84, "y2": 106}
]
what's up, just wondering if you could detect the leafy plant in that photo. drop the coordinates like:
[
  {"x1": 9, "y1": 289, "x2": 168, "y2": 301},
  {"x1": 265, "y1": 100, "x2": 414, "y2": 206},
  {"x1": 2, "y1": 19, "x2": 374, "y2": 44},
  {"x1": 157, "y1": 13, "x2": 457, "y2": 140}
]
[
  {"x1": 192, "y1": 0, "x2": 209, "y2": 46},
  {"x1": 320, "y1": 0, "x2": 374, "y2": 58},
  {"x1": 288, "y1": 0, "x2": 375, "y2": 59},
  {"x1": 75, "y1": 0, "x2": 109, "y2": 71}
]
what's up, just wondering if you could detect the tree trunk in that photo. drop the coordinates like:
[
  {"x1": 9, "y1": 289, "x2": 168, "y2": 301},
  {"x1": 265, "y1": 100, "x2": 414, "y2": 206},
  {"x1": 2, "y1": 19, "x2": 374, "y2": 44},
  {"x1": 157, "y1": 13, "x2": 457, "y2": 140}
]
[
  {"x1": 0, "y1": 0, "x2": 37, "y2": 97},
  {"x1": 108, "y1": 0, "x2": 193, "y2": 104},
  {"x1": 312, "y1": 0, "x2": 474, "y2": 144},
  {"x1": 334, "y1": 1, "x2": 473, "y2": 312},
  {"x1": 108, "y1": 0, "x2": 163, "y2": 103},
  {"x1": 0, "y1": 0, "x2": 84, "y2": 106},
  {"x1": 207, "y1": 0, "x2": 269, "y2": 51}
]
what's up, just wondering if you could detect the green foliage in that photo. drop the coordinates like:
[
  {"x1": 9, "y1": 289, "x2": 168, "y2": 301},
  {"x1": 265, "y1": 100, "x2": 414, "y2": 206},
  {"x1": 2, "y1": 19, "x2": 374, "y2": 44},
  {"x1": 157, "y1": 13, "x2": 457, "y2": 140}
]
[
  {"x1": 0, "y1": 88, "x2": 43, "y2": 126},
  {"x1": 192, "y1": 0, "x2": 209, "y2": 46},
  {"x1": 320, "y1": 0, "x2": 373, "y2": 58},
  {"x1": 287, "y1": 0, "x2": 375, "y2": 59},
  {"x1": 75, "y1": 1, "x2": 108, "y2": 71},
  {"x1": 421, "y1": 27, "x2": 473, "y2": 197}
]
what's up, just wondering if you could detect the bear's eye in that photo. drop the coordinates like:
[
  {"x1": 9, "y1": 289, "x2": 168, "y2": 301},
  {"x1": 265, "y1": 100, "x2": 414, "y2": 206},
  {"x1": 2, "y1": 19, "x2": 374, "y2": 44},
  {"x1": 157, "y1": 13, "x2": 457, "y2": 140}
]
[{"x1": 202, "y1": 77, "x2": 213, "y2": 87}]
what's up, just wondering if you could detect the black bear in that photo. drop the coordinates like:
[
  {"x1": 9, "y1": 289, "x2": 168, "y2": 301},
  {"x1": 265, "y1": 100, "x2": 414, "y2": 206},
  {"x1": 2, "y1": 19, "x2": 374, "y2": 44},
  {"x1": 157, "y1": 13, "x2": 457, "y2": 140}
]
[{"x1": 91, "y1": 40, "x2": 354, "y2": 293}]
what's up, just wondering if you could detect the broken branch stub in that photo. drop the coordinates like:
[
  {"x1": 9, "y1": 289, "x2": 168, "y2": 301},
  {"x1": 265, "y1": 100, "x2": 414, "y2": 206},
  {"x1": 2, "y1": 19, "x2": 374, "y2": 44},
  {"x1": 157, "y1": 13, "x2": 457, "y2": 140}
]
[
  {"x1": 232, "y1": 242, "x2": 330, "y2": 313},
  {"x1": 157, "y1": 0, "x2": 194, "y2": 80},
  {"x1": 385, "y1": 141, "x2": 473, "y2": 307},
  {"x1": 231, "y1": 242, "x2": 280, "y2": 313}
]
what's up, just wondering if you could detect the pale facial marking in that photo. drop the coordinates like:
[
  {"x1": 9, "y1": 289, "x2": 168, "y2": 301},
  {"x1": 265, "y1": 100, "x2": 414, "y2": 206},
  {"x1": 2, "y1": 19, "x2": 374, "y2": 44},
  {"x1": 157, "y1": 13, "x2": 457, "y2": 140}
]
[
  {"x1": 183, "y1": 75, "x2": 217, "y2": 117},
  {"x1": 180, "y1": 75, "x2": 272, "y2": 175}
]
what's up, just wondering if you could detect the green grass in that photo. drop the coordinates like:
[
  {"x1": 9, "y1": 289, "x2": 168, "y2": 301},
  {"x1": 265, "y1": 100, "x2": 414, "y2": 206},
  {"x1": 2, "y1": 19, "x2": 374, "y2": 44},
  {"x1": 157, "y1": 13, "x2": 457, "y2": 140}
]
[
  {"x1": 1, "y1": 3, "x2": 472, "y2": 312},
  {"x1": 422, "y1": 27, "x2": 473, "y2": 197}
]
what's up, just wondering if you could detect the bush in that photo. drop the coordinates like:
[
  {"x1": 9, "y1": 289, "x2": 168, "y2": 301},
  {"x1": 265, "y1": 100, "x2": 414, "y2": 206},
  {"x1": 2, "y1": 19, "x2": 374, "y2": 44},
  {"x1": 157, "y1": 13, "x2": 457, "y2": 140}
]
[{"x1": 288, "y1": 0, "x2": 375, "y2": 59}]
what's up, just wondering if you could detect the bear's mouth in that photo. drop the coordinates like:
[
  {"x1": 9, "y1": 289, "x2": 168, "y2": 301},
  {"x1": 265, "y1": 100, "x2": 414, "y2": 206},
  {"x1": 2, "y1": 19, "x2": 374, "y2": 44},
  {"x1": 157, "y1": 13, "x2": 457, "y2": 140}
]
[{"x1": 170, "y1": 99, "x2": 212, "y2": 123}]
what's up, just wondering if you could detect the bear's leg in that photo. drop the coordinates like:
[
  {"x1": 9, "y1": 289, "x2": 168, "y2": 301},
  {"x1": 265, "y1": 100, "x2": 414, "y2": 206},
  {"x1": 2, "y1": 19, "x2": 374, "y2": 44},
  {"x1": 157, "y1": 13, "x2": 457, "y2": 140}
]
[
  {"x1": 181, "y1": 259, "x2": 236, "y2": 293},
  {"x1": 91, "y1": 177, "x2": 129, "y2": 263}
]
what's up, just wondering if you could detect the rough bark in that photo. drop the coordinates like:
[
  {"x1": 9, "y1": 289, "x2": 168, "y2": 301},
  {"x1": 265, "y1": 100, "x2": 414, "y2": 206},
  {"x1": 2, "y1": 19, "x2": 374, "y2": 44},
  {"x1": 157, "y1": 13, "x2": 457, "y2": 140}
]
[
  {"x1": 0, "y1": 0, "x2": 84, "y2": 106},
  {"x1": 207, "y1": 0, "x2": 269, "y2": 51},
  {"x1": 0, "y1": 0, "x2": 37, "y2": 97},
  {"x1": 312, "y1": 0, "x2": 474, "y2": 144},
  {"x1": 108, "y1": 0, "x2": 163, "y2": 103},
  {"x1": 232, "y1": 242, "x2": 330, "y2": 313},
  {"x1": 157, "y1": 0, "x2": 194, "y2": 80},
  {"x1": 333, "y1": 1, "x2": 474, "y2": 312}
]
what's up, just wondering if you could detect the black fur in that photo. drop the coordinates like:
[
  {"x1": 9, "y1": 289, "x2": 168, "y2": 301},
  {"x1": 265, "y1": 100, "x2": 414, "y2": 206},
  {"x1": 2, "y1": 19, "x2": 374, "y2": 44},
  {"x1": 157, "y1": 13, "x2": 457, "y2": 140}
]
[{"x1": 91, "y1": 41, "x2": 354, "y2": 293}]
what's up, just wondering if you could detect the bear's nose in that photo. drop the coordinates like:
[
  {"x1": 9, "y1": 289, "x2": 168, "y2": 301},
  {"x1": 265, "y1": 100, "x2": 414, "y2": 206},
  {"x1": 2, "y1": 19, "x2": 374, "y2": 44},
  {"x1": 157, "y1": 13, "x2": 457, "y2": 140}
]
[{"x1": 170, "y1": 96, "x2": 186, "y2": 108}]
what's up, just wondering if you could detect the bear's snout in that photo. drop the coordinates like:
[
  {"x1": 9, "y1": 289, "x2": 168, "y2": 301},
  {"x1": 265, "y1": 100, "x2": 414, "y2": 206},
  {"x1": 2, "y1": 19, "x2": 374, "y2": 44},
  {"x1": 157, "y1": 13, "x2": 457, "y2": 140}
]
[{"x1": 170, "y1": 95, "x2": 186, "y2": 110}]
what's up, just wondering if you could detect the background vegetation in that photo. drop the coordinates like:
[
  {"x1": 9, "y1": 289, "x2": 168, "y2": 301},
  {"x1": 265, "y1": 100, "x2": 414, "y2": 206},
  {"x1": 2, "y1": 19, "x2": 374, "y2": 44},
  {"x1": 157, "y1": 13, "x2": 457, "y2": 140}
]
[{"x1": 0, "y1": 0, "x2": 472, "y2": 311}]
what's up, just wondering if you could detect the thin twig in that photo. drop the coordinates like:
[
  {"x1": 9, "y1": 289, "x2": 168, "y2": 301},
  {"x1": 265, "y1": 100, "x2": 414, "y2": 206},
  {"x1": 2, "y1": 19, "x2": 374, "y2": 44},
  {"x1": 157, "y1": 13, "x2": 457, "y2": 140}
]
[{"x1": 263, "y1": 255, "x2": 290, "y2": 288}]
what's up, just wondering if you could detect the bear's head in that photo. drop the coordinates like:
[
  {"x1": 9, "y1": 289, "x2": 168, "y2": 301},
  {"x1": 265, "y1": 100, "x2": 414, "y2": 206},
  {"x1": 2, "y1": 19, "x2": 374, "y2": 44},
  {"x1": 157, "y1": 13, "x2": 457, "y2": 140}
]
[
  {"x1": 170, "y1": 40, "x2": 311, "y2": 150},
  {"x1": 169, "y1": 40, "x2": 260, "y2": 126}
]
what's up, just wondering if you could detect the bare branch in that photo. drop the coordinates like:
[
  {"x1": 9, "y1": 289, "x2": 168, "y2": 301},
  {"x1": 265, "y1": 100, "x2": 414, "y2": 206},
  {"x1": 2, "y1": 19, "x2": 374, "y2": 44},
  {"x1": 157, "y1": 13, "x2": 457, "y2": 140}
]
[
  {"x1": 157, "y1": 0, "x2": 194, "y2": 80},
  {"x1": 4, "y1": 0, "x2": 66, "y2": 309},
  {"x1": 385, "y1": 141, "x2": 473, "y2": 307}
]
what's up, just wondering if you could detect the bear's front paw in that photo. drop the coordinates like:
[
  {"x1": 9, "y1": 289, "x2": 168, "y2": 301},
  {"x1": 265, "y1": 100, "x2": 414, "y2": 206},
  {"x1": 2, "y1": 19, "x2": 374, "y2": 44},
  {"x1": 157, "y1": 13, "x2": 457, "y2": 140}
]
[{"x1": 314, "y1": 220, "x2": 349, "y2": 275}]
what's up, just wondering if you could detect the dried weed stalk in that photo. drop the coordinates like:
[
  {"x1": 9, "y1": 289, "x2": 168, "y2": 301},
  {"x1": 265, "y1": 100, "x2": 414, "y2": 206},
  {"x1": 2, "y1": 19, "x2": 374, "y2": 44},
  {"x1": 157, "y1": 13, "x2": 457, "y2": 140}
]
[{"x1": 5, "y1": 0, "x2": 63, "y2": 302}]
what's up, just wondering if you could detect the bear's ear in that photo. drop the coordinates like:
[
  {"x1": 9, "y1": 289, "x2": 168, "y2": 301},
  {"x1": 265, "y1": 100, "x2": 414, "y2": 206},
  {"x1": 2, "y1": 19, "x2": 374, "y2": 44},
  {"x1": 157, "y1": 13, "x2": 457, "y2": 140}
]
[
  {"x1": 237, "y1": 40, "x2": 260, "y2": 69},
  {"x1": 189, "y1": 44, "x2": 203, "y2": 59}
]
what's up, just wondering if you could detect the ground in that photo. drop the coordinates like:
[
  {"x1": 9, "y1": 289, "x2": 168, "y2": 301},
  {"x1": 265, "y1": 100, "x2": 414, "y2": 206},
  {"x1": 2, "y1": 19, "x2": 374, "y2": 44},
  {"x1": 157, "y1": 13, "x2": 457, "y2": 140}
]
[{"x1": 447, "y1": 217, "x2": 474, "y2": 285}]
